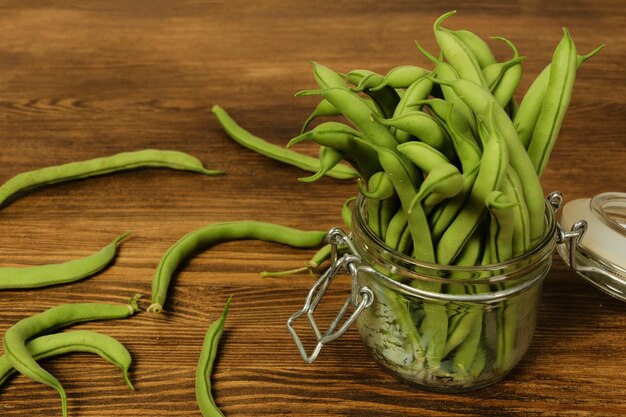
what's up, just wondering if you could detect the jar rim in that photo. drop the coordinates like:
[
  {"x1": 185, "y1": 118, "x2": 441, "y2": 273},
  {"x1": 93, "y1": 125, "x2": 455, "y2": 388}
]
[{"x1": 352, "y1": 193, "x2": 557, "y2": 281}]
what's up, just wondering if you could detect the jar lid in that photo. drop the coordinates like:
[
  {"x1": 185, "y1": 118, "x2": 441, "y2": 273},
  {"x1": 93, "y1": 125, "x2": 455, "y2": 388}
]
[{"x1": 557, "y1": 192, "x2": 626, "y2": 302}]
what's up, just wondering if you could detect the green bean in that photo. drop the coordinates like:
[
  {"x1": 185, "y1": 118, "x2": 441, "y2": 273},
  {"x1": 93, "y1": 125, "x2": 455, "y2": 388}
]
[
  {"x1": 449, "y1": 28, "x2": 497, "y2": 69},
  {"x1": 358, "y1": 172, "x2": 395, "y2": 200},
  {"x1": 353, "y1": 137, "x2": 433, "y2": 262},
  {"x1": 452, "y1": 312, "x2": 483, "y2": 374},
  {"x1": 420, "y1": 301, "x2": 449, "y2": 369},
  {"x1": 295, "y1": 86, "x2": 399, "y2": 150},
  {"x1": 434, "y1": 11, "x2": 488, "y2": 88},
  {"x1": 345, "y1": 69, "x2": 379, "y2": 92},
  {"x1": 260, "y1": 195, "x2": 353, "y2": 278},
  {"x1": 441, "y1": 104, "x2": 482, "y2": 172},
  {"x1": 428, "y1": 76, "x2": 545, "y2": 245},
  {"x1": 384, "y1": 209, "x2": 408, "y2": 252},
  {"x1": 436, "y1": 103, "x2": 508, "y2": 264},
  {"x1": 410, "y1": 98, "x2": 475, "y2": 147},
  {"x1": 526, "y1": 28, "x2": 577, "y2": 177},
  {"x1": 452, "y1": 221, "x2": 485, "y2": 267},
  {"x1": 443, "y1": 308, "x2": 480, "y2": 358},
  {"x1": 390, "y1": 73, "x2": 434, "y2": 142},
  {"x1": 341, "y1": 195, "x2": 357, "y2": 229},
  {"x1": 413, "y1": 99, "x2": 481, "y2": 173},
  {"x1": 0, "y1": 233, "x2": 129, "y2": 290},
  {"x1": 513, "y1": 44, "x2": 604, "y2": 149},
  {"x1": 364, "y1": 191, "x2": 399, "y2": 241},
  {"x1": 196, "y1": 297, "x2": 231, "y2": 417},
  {"x1": 311, "y1": 60, "x2": 349, "y2": 89},
  {"x1": 501, "y1": 168, "x2": 531, "y2": 257},
  {"x1": 300, "y1": 99, "x2": 341, "y2": 133},
  {"x1": 343, "y1": 68, "x2": 400, "y2": 118},
  {"x1": 469, "y1": 343, "x2": 487, "y2": 379},
  {"x1": 393, "y1": 72, "x2": 434, "y2": 115},
  {"x1": 260, "y1": 244, "x2": 338, "y2": 278},
  {"x1": 0, "y1": 150, "x2": 222, "y2": 209},
  {"x1": 486, "y1": 36, "x2": 524, "y2": 109},
  {"x1": 2, "y1": 294, "x2": 141, "y2": 417},
  {"x1": 408, "y1": 164, "x2": 464, "y2": 215},
  {"x1": 148, "y1": 221, "x2": 326, "y2": 313},
  {"x1": 429, "y1": 163, "x2": 479, "y2": 242},
  {"x1": 288, "y1": 121, "x2": 381, "y2": 180},
  {"x1": 298, "y1": 146, "x2": 348, "y2": 183},
  {"x1": 370, "y1": 65, "x2": 431, "y2": 90},
  {"x1": 372, "y1": 111, "x2": 455, "y2": 159},
  {"x1": 0, "y1": 330, "x2": 134, "y2": 389},
  {"x1": 212, "y1": 105, "x2": 358, "y2": 180},
  {"x1": 485, "y1": 191, "x2": 517, "y2": 263},
  {"x1": 415, "y1": 42, "x2": 477, "y2": 136},
  {"x1": 396, "y1": 141, "x2": 451, "y2": 174}
]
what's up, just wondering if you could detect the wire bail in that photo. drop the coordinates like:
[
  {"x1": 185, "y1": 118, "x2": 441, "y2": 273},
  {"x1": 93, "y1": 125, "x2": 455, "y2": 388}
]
[{"x1": 286, "y1": 228, "x2": 373, "y2": 364}]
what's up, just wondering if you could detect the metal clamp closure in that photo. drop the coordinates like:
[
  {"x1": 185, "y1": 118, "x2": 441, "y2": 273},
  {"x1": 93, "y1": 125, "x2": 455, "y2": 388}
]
[
  {"x1": 286, "y1": 228, "x2": 373, "y2": 364},
  {"x1": 548, "y1": 191, "x2": 588, "y2": 272}
]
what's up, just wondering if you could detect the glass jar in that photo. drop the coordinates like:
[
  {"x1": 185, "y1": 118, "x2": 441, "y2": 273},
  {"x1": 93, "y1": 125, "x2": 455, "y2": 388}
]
[{"x1": 288, "y1": 194, "x2": 557, "y2": 392}]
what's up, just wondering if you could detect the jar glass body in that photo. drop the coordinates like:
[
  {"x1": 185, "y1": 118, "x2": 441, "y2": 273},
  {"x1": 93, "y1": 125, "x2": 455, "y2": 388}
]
[{"x1": 350, "y1": 196, "x2": 557, "y2": 391}]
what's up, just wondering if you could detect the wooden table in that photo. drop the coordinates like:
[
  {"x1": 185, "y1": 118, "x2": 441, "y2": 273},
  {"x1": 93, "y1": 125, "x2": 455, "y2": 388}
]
[{"x1": 1, "y1": 1, "x2": 624, "y2": 416}]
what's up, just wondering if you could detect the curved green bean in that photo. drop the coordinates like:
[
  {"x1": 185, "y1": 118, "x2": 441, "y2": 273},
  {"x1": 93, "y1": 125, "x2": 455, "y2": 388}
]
[
  {"x1": 343, "y1": 69, "x2": 400, "y2": 118},
  {"x1": 196, "y1": 297, "x2": 231, "y2": 417},
  {"x1": 0, "y1": 330, "x2": 134, "y2": 389},
  {"x1": 370, "y1": 65, "x2": 431, "y2": 90},
  {"x1": 2, "y1": 294, "x2": 141, "y2": 417},
  {"x1": 288, "y1": 121, "x2": 380, "y2": 179},
  {"x1": 358, "y1": 171, "x2": 395, "y2": 200},
  {"x1": 295, "y1": 85, "x2": 399, "y2": 150},
  {"x1": 433, "y1": 11, "x2": 488, "y2": 88},
  {"x1": 148, "y1": 221, "x2": 326, "y2": 313},
  {"x1": 298, "y1": 146, "x2": 347, "y2": 183},
  {"x1": 300, "y1": 99, "x2": 341, "y2": 134},
  {"x1": 487, "y1": 36, "x2": 524, "y2": 109},
  {"x1": 212, "y1": 105, "x2": 358, "y2": 180},
  {"x1": 371, "y1": 111, "x2": 455, "y2": 159},
  {"x1": 0, "y1": 233, "x2": 129, "y2": 290},
  {"x1": 415, "y1": 42, "x2": 477, "y2": 136},
  {"x1": 450, "y1": 29, "x2": 497, "y2": 69},
  {"x1": 0, "y1": 149, "x2": 222, "y2": 209}
]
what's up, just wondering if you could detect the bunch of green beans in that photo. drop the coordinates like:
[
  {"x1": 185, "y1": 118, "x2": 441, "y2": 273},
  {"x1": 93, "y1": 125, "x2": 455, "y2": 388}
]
[{"x1": 214, "y1": 11, "x2": 602, "y2": 386}]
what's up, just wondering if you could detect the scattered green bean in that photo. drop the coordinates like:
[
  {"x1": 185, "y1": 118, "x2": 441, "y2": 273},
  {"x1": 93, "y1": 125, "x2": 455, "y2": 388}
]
[
  {"x1": 196, "y1": 297, "x2": 232, "y2": 417},
  {"x1": 149, "y1": 221, "x2": 326, "y2": 313},
  {"x1": 212, "y1": 105, "x2": 358, "y2": 180},
  {"x1": 0, "y1": 330, "x2": 134, "y2": 389},
  {"x1": 0, "y1": 233, "x2": 129, "y2": 290},
  {"x1": 0, "y1": 149, "x2": 222, "y2": 209},
  {"x1": 2, "y1": 294, "x2": 141, "y2": 417}
]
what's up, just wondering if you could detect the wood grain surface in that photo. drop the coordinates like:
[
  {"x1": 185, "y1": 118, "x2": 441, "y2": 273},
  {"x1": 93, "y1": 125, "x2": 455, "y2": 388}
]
[{"x1": 0, "y1": 1, "x2": 625, "y2": 416}]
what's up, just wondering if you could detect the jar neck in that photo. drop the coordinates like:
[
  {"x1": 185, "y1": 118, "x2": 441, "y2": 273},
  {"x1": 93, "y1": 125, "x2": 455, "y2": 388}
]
[{"x1": 351, "y1": 194, "x2": 557, "y2": 285}]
